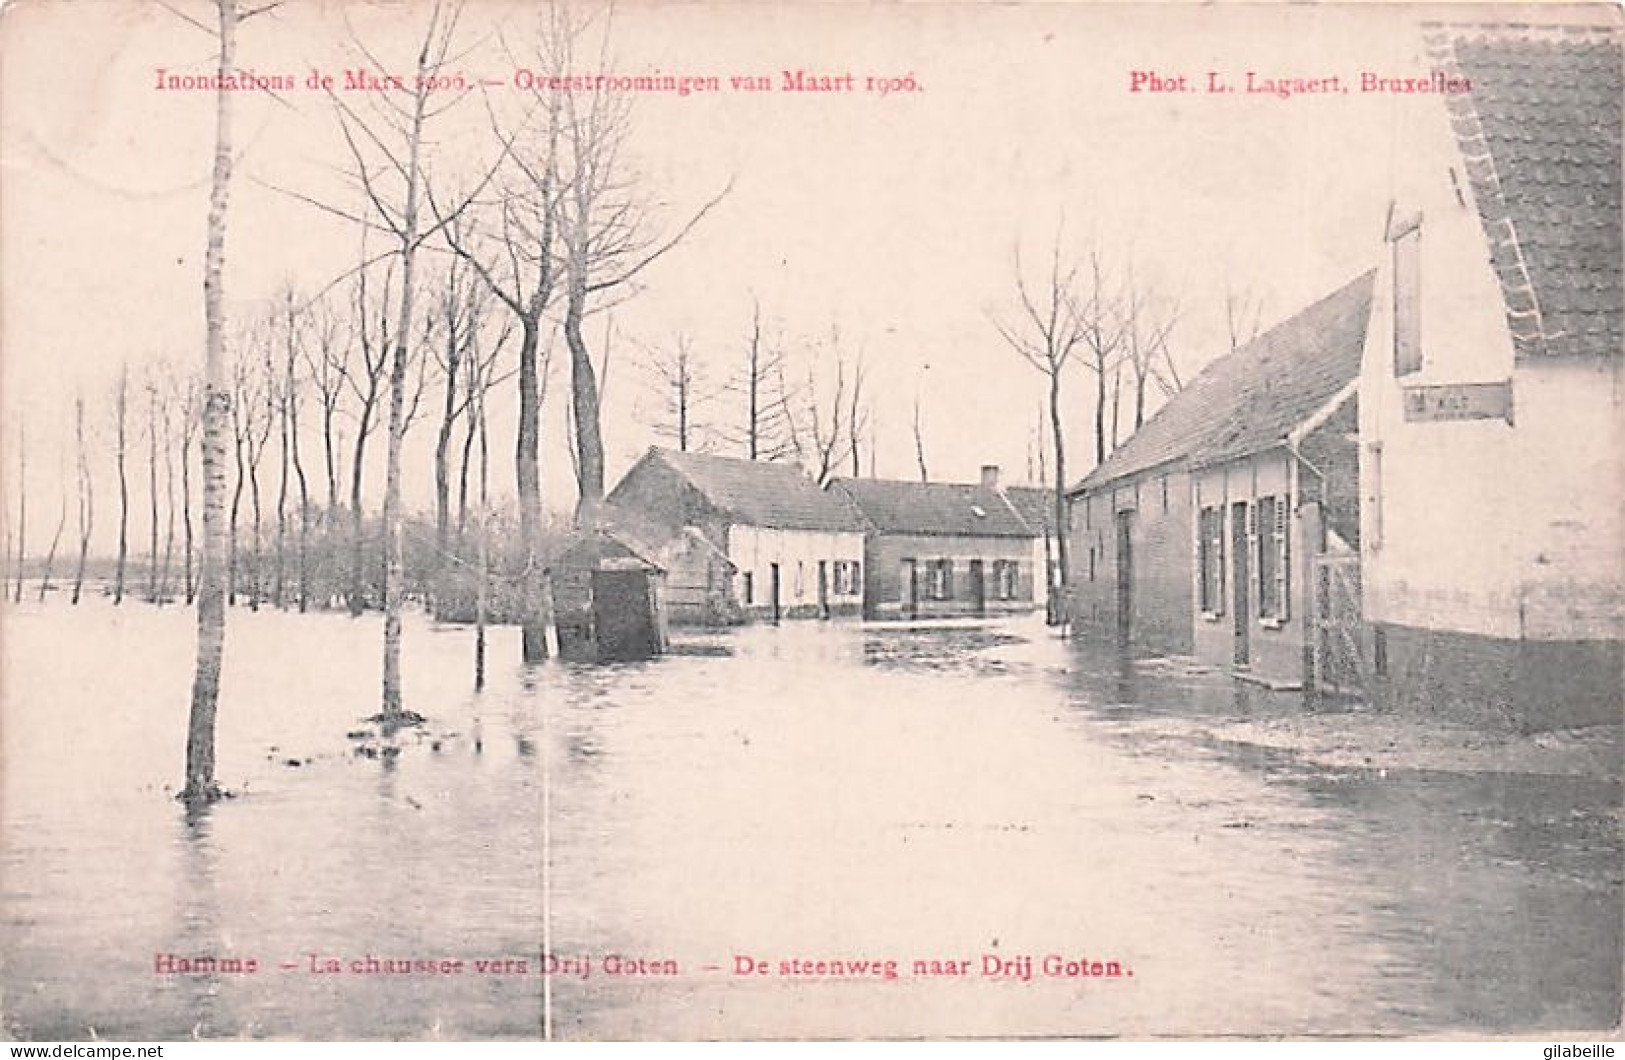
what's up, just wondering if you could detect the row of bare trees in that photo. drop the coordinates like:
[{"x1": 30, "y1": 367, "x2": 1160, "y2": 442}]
[
  {"x1": 635, "y1": 301, "x2": 884, "y2": 486},
  {"x1": 991, "y1": 233, "x2": 1191, "y2": 624},
  {"x1": 161, "y1": 0, "x2": 729, "y2": 794}
]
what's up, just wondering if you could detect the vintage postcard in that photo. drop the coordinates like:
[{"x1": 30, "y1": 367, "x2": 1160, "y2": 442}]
[{"x1": 0, "y1": 0, "x2": 1620, "y2": 1042}]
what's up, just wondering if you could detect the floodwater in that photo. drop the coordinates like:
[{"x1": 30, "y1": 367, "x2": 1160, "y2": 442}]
[{"x1": 1, "y1": 599, "x2": 1619, "y2": 1039}]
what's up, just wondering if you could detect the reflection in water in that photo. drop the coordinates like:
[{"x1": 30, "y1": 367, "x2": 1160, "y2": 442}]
[{"x1": 1, "y1": 601, "x2": 1618, "y2": 1039}]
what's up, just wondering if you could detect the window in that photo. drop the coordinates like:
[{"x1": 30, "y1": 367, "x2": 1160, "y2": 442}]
[
  {"x1": 1198, "y1": 506, "x2": 1225, "y2": 615},
  {"x1": 992, "y1": 560, "x2": 1020, "y2": 600},
  {"x1": 1088, "y1": 546, "x2": 1096, "y2": 582},
  {"x1": 1391, "y1": 212, "x2": 1423, "y2": 376},
  {"x1": 833, "y1": 560, "x2": 862, "y2": 595},
  {"x1": 1256, "y1": 495, "x2": 1289, "y2": 623},
  {"x1": 925, "y1": 559, "x2": 954, "y2": 600},
  {"x1": 741, "y1": 571, "x2": 754, "y2": 605}
]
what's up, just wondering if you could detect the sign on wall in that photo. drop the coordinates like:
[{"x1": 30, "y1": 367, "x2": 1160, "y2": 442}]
[{"x1": 1401, "y1": 381, "x2": 1515, "y2": 425}]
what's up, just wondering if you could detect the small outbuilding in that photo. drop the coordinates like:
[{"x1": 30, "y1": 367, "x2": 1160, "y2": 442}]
[{"x1": 549, "y1": 520, "x2": 669, "y2": 664}]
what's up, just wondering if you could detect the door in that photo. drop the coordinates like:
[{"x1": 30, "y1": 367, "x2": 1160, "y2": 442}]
[
  {"x1": 1231, "y1": 500, "x2": 1250, "y2": 666},
  {"x1": 968, "y1": 559, "x2": 986, "y2": 616},
  {"x1": 817, "y1": 560, "x2": 830, "y2": 619},
  {"x1": 1115, "y1": 511, "x2": 1134, "y2": 645},
  {"x1": 590, "y1": 569, "x2": 658, "y2": 661},
  {"x1": 769, "y1": 562, "x2": 782, "y2": 624},
  {"x1": 900, "y1": 559, "x2": 917, "y2": 619}
]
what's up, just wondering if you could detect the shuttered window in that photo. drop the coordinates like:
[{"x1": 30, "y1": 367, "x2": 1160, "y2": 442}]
[
  {"x1": 1392, "y1": 221, "x2": 1423, "y2": 376},
  {"x1": 1198, "y1": 506, "x2": 1225, "y2": 614},
  {"x1": 1256, "y1": 495, "x2": 1290, "y2": 622}
]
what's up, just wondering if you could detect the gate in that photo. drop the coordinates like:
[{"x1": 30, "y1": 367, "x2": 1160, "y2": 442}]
[{"x1": 1312, "y1": 554, "x2": 1365, "y2": 696}]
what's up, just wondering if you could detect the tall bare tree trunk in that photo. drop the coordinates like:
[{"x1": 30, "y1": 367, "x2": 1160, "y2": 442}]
[
  {"x1": 179, "y1": 385, "x2": 197, "y2": 604},
  {"x1": 349, "y1": 423, "x2": 368, "y2": 616},
  {"x1": 184, "y1": 0, "x2": 237, "y2": 804},
  {"x1": 114, "y1": 372, "x2": 128, "y2": 604},
  {"x1": 148, "y1": 384, "x2": 160, "y2": 602},
  {"x1": 563, "y1": 278, "x2": 605, "y2": 516},
  {"x1": 474, "y1": 361, "x2": 490, "y2": 692},
  {"x1": 1049, "y1": 372, "x2": 1070, "y2": 627},
  {"x1": 275, "y1": 372, "x2": 289, "y2": 610},
  {"x1": 515, "y1": 317, "x2": 548, "y2": 661},
  {"x1": 377, "y1": 63, "x2": 432, "y2": 720},
  {"x1": 912, "y1": 392, "x2": 929, "y2": 482},
  {"x1": 72, "y1": 396, "x2": 93, "y2": 605},
  {"x1": 39, "y1": 474, "x2": 66, "y2": 603},
  {"x1": 229, "y1": 397, "x2": 246, "y2": 606},
  {"x1": 161, "y1": 400, "x2": 176, "y2": 603},
  {"x1": 290, "y1": 373, "x2": 310, "y2": 614}
]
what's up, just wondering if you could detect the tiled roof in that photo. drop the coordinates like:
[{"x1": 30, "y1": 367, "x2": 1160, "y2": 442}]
[
  {"x1": 1072, "y1": 271, "x2": 1375, "y2": 493},
  {"x1": 639, "y1": 448, "x2": 868, "y2": 533},
  {"x1": 1002, "y1": 485, "x2": 1057, "y2": 535},
  {"x1": 1430, "y1": 23, "x2": 1624, "y2": 359},
  {"x1": 829, "y1": 477, "x2": 1036, "y2": 538}
]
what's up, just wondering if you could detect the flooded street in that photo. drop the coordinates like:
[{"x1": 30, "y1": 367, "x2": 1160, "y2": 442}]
[{"x1": 2, "y1": 600, "x2": 1619, "y2": 1039}]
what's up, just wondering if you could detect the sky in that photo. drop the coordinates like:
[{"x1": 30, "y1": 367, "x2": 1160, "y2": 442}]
[{"x1": 2, "y1": 0, "x2": 1583, "y2": 553}]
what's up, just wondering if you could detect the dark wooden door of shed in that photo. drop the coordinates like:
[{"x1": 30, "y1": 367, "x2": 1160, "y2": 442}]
[{"x1": 591, "y1": 569, "x2": 658, "y2": 661}]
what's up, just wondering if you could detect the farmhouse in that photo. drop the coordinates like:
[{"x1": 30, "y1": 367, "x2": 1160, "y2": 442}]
[
  {"x1": 605, "y1": 448, "x2": 867, "y2": 623},
  {"x1": 1067, "y1": 271, "x2": 1374, "y2": 691},
  {"x1": 1355, "y1": 23, "x2": 1623, "y2": 729},
  {"x1": 829, "y1": 466, "x2": 1045, "y2": 620}
]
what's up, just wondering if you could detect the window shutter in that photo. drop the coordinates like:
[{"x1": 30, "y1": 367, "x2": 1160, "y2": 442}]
[{"x1": 1276, "y1": 500, "x2": 1290, "y2": 621}]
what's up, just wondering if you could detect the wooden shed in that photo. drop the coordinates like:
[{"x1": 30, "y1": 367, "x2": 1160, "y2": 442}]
[{"x1": 549, "y1": 524, "x2": 669, "y2": 664}]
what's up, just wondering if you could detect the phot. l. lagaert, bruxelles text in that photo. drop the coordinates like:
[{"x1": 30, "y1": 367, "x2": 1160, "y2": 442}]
[{"x1": 1128, "y1": 69, "x2": 1473, "y2": 98}]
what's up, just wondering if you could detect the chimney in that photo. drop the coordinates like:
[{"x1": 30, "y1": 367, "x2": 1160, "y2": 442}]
[{"x1": 980, "y1": 464, "x2": 1000, "y2": 490}]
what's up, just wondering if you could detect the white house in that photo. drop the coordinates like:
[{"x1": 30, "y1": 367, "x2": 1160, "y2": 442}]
[
  {"x1": 605, "y1": 448, "x2": 868, "y2": 622},
  {"x1": 1357, "y1": 22, "x2": 1623, "y2": 730}
]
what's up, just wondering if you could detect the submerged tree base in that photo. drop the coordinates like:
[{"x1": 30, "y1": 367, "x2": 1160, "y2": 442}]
[
  {"x1": 362, "y1": 710, "x2": 429, "y2": 733},
  {"x1": 176, "y1": 783, "x2": 234, "y2": 806}
]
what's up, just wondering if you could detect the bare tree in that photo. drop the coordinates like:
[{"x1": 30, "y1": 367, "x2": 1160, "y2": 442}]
[
  {"x1": 325, "y1": 0, "x2": 489, "y2": 717},
  {"x1": 227, "y1": 335, "x2": 273, "y2": 608},
  {"x1": 160, "y1": 377, "x2": 178, "y2": 603},
  {"x1": 113, "y1": 365, "x2": 129, "y2": 605},
  {"x1": 1225, "y1": 275, "x2": 1265, "y2": 353},
  {"x1": 471, "y1": 332, "x2": 493, "y2": 692},
  {"x1": 71, "y1": 394, "x2": 93, "y2": 605},
  {"x1": 912, "y1": 390, "x2": 929, "y2": 483},
  {"x1": 643, "y1": 332, "x2": 708, "y2": 452},
  {"x1": 1075, "y1": 250, "x2": 1125, "y2": 470},
  {"x1": 185, "y1": 0, "x2": 275, "y2": 804},
  {"x1": 38, "y1": 447, "x2": 67, "y2": 604},
  {"x1": 301, "y1": 293, "x2": 348, "y2": 525},
  {"x1": 1115, "y1": 260, "x2": 1183, "y2": 438},
  {"x1": 723, "y1": 298, "x2": 792, "y2": 462},
  {"x1": 845, "y1": 348, "x2": 869, "y2": 478},
  {"x1": 549, "y1": 4, "x2": 729, "y2": 515},
  {"x1": 429, "y1": 255, "x2": 493, "y2": 567},
  {"x1": 146, "y1": 372, "x2": 162, "y2": 603},
  {"x1": 456, "y1": 318, "x2": 516, "y2": 539},
  {"x1": 342, "y1": 255, "x2": 394, "y2": 615},
  {"x1": 435, "y1": 150, "x2": 563, "y2": 662},
  {"x1": 793, "y1": 328, "x2": 861, "y2": 487},
  {"x1": 990, "y1": 234, "x2": 1089, "y2": 625},
  {"x1": 179, "y1": 379, "x2": 199, "y2": 604}
]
